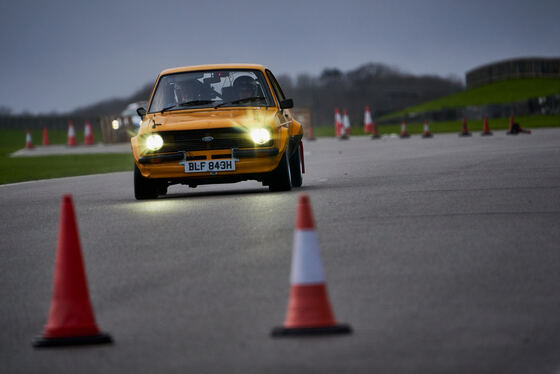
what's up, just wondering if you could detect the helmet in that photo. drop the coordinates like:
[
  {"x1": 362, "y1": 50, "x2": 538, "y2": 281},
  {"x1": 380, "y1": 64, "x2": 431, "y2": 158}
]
[{"x1": 233, "y1": 76, "x2": 256, "y2": 97}]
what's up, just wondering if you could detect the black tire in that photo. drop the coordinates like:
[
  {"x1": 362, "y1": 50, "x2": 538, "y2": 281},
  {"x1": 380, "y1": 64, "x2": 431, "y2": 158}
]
[
  {"x1": 134, "y1": 164, "x2": 159, "y2": 200},
  {"x1": 289, "y1": 144, "x2": 303, "y2": 188},
  {"x1": 268, "y1": 151, "x2": 292, "y2": 192}
]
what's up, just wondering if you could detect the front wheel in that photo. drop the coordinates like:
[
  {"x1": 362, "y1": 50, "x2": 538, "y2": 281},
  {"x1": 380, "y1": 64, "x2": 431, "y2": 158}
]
[
  {"x1": 134, "y1": 164, "x2": 159, "y2": 200},
  {"x1": 268, "y1": 151, "x2": 292, "y2": 192},
  {"x1": 289, "y1": 144, "x2": 303, "y2": 188}
]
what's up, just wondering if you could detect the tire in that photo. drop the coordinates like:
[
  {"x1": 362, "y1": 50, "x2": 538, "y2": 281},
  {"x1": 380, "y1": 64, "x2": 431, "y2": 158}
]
[
  {"x1": 289, "y1": 144, "x2": 303, "y2": 188},
  {"x1": 268, "y1": 150, "x2": 292, "y2": 192},
  {"x1": 134, "y1": 164, "x2": 159, "y2": 200}
]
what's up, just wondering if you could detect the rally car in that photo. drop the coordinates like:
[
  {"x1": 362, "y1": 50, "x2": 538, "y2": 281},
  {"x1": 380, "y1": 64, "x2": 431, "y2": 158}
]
[{"x1": 131, "y1": 64, "x2": 304, "y2": 199}]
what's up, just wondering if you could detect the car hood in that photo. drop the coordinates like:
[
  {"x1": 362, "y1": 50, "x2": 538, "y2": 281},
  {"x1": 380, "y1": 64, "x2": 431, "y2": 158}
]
[{"x1": 144, "y1": 107, "x2": 278, "y2": 132}]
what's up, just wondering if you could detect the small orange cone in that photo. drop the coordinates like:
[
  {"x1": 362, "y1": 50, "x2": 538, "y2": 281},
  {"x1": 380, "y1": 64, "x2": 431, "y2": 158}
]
[
  {"x1": 400, "y1": 121, "x2": 410, "y2": 138},
  {"x1": 507, "y1": 115, "x2": 514, "y2": 134},
  {"x1": 42, "y1": 126, "x2": 50, "y2": 145},
  {"x1": 25, "y1": 129, "x2": 34, "y2": 149},
  {"x1": 422, "y1": 120, "x2": 433, "y2": 138},
  {"x1": 364, "y1": 106, "x2": 373, "y2": 133},
  {"x1": 334, "y1": 108, "x2": 342, "y2": 137},
  {"x1": 506, "y1": 115, "x2": 531, "y2": 135},
  {"x1": 84, "y1": 121, "x2": 95, "y2": 145},
  {"x1": 67, "y1": 121, "x2": 77, "y2": 146},
  {"x1": 481, "y1": 117, "x2": 492, "y2": 136},
  {"x1": 306, "y1": 123, "x2": 316, "y2": 141},
  {"x1": 33, "y1": 195, "x2": 112, "y2": 347},
  {"x1": 459, "y1": 118, "x2": 471, "y2": 137},
  {"x1": 271, "y1": 194, "x2": 352, "y2": 336},
  {"x1": 371, "y1": 121, "x2": 380, "y2": 139}
]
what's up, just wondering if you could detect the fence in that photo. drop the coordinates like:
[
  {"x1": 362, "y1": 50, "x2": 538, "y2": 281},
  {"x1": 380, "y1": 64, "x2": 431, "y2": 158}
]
[
  {"x1": 466, "y1": 57, "x2": 560, "y2": 89},
  {"x1": 378, "y1": 94, "x2": 560, "y2": 125}
]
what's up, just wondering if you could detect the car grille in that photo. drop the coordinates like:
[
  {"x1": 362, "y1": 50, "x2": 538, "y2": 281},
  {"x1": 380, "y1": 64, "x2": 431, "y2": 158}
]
[{"x1": 156, "y1": 128, "x2": 255, "y2": 152}]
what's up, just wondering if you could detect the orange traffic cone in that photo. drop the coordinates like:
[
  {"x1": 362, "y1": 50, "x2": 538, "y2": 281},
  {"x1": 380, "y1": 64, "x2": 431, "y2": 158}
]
[
  {"x1": 33, "y1": 195, "x2": 112, "y2": 347},
  {"x1": 306, "y1": 123, "x2": 316, "y2": 141},
  {"x1": 422, "y1": 120, "x2": 433, "y2": 138},
  {"x1": 459, "y1": 118, "x2": 471, "y2": 137},
  {"x1": 506, "y1": 115, "x2": 531, "y2": 135},
  {"x1": 507, "y1": 115, "x2": 514, "y2": 134},
  {"x1": 481, "y1": 117, "x2": 492, "y2": 136},
  {"x1": 364, "y1": 106, "x2": 373, "y2": 133},
  {"x1": 67, "y1": 121, "x2": 77, "y2": 146},
  {"x1": 25, "y1": 129, "x2": 34, "y2": 149},
  {"x1": 42, "y1": 126, "x2": 50, "y2": 145},
  {"x1": 334, "y1": 108, "x2": 342, "y2": 137},
  {"x1": 371, "y1": 121, "x2": 380, "y2": 139},
  {"x1": 84, "y1": 121, "x2": 95, "y2": 145},
  {"x1": 400, "y1": 121, "x2": 410, "y2": 138},
  {"x1": 271, "y1": 194, "x2": 352, "y2": 336}
]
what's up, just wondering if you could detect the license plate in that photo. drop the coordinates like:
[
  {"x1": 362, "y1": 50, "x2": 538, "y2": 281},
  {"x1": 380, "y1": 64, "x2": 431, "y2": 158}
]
[{"x1": 183, "y1": 159, "x2": 236, "y2": 173}]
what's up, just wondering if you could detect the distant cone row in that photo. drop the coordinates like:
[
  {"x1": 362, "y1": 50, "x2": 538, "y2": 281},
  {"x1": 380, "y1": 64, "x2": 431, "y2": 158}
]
[
  {"x1": 335, "y1": 107, "x2": 380, "y2": 139},
  {"x1": 23, "y1": 121, "x2": 95, "y2": 149},
  {"x1": 330, "y1": 109, "x2": 530, "y2": 139}
]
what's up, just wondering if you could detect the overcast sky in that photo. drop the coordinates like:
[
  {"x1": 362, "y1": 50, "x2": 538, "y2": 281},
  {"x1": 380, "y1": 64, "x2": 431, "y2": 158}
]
[{"x1": 1, "y1": 0, "x2": 559, "y2": 114}]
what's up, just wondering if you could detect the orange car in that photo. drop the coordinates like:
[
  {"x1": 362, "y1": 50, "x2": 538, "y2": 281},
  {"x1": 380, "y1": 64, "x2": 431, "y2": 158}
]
[{"x1": 131, "y1": 64, "x2": 304, "y2": 199}]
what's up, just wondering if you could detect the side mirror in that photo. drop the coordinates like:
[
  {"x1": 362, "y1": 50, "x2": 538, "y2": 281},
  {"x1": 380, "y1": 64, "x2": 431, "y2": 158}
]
[
  {"x1": 279, "y1": 99, "x2": 294, "y2": 109},
  {"x1": 137, "y1": 107, "x2": 146, "y2": 118}
]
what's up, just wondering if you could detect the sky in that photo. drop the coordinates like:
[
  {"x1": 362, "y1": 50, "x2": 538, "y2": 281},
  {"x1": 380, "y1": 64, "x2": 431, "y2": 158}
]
[{"x1": 1, "y1": 0, "x2": 559, "y2": 114}]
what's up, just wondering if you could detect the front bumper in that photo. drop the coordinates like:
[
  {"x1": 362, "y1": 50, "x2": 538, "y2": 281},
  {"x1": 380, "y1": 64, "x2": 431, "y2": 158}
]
[
  {"x1": 138, "y1": 148, "x2": 279, "y2": 164},
  {"x1": 135, "y1": 146, "x2": 282, "y2": 180}
]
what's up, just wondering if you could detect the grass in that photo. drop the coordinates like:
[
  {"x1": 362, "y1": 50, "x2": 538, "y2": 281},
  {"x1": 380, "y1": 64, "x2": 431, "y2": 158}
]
[
  {"x1": 0, "y1": 129, "x2": 133, "y2": 185},
  {"x1": 381, "y1": 78, "x2": 560, "y2": 120},
  {"x1": 310, "y1": 114, "x2": 560, "y2": 137}
]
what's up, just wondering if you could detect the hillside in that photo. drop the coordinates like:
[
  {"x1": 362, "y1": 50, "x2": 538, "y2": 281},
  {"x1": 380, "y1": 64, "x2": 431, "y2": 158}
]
[
  {"x1": 69, "y1": 62, "x2": 463, "y2": 124},
  {"x1": 382, "y1": 78, "x2": 560, "y2": 120}
]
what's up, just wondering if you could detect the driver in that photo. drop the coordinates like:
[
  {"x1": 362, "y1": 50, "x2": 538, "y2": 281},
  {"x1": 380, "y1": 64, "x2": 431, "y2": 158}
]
[
  {"x1": 173, "y1": 79, "x2": 200, "y2": 104},
  {"x1": 233, "y1": 76, "x2": 257, "y2": 100}
]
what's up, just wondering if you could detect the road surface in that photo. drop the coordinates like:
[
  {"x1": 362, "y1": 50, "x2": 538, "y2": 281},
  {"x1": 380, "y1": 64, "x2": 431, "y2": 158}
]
[{"x1": 2, "y1": 130, "x2": 560, "y2": 373}]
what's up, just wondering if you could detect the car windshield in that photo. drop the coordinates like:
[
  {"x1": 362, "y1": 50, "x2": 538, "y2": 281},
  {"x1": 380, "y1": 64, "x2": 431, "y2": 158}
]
[{"x1": 148, "y1": 69, "x2": 275, "y2": 113}]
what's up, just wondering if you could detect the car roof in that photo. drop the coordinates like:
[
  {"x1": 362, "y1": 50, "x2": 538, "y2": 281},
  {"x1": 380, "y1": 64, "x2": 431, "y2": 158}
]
[{"x1": 159, "y1": 64, "x2": 268, "y2": 76}]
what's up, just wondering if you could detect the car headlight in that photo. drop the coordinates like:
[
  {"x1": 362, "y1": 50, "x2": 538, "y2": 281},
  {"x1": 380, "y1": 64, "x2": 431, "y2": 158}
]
[
  {"x1": 250, "y1": 128, "x2": 271, "y2": 145},
  {"x1": 145, "y1": 134, "x2": 163, "y2": 151},
  {"x1": 112, "y1": 120, "x2": 120, "y2": 130}
]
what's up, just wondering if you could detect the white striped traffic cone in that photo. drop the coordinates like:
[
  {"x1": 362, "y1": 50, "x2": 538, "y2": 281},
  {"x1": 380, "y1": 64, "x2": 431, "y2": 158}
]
[
  {"x1": 340, "y1": 109, "x2": 350, "y2": 140},
  {"x1": 67, "y1": 121, "x2": 77, "y2": 146},
  {"x1": 334, "y1": 108, "x2": 342, "y2": 137},
  {"x1": 364, "y1": 106, "x2": 373, "y2": 133},
  {"x1": 400, "y1": 121, "x2": 410, "y2": 138},
  {"x1": 25, "y1": 130, "x2": 34, "y2": 149},
  {"x1": 422, "y1": 120, "x2": 433, "y2": 138},
  {"x1": 84, "y1": 121, "x2": 94, "y2": 145},
  {"x1": 271, "y1": 194, "x2": 352, "y2": 336}
]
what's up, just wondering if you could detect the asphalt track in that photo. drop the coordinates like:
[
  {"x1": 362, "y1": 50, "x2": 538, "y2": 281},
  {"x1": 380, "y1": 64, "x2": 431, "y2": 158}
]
[{"x1": 2, "y1": 129, "x2": 560, "y2": 373}]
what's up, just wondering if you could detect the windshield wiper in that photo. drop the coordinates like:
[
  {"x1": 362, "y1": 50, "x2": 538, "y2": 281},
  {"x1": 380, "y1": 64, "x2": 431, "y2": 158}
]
[
  {"x1": 178, "y1": 100, "x2": 214, "y2": 107},
  {"x1": 213, "y1": 96, "x2": 266, "y2": 109},
  {"x1": 159, "y1": 104, "x2": 177, "y2": 114}
]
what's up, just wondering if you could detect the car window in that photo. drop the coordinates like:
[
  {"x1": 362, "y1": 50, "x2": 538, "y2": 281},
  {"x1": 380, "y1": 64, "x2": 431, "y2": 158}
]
[
  {"x1": 148, "y1": 69, "x2": 275, "y2": 113},
  {"x1": 265, "y1": 70, "x2": 286, "y2": 102}
]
